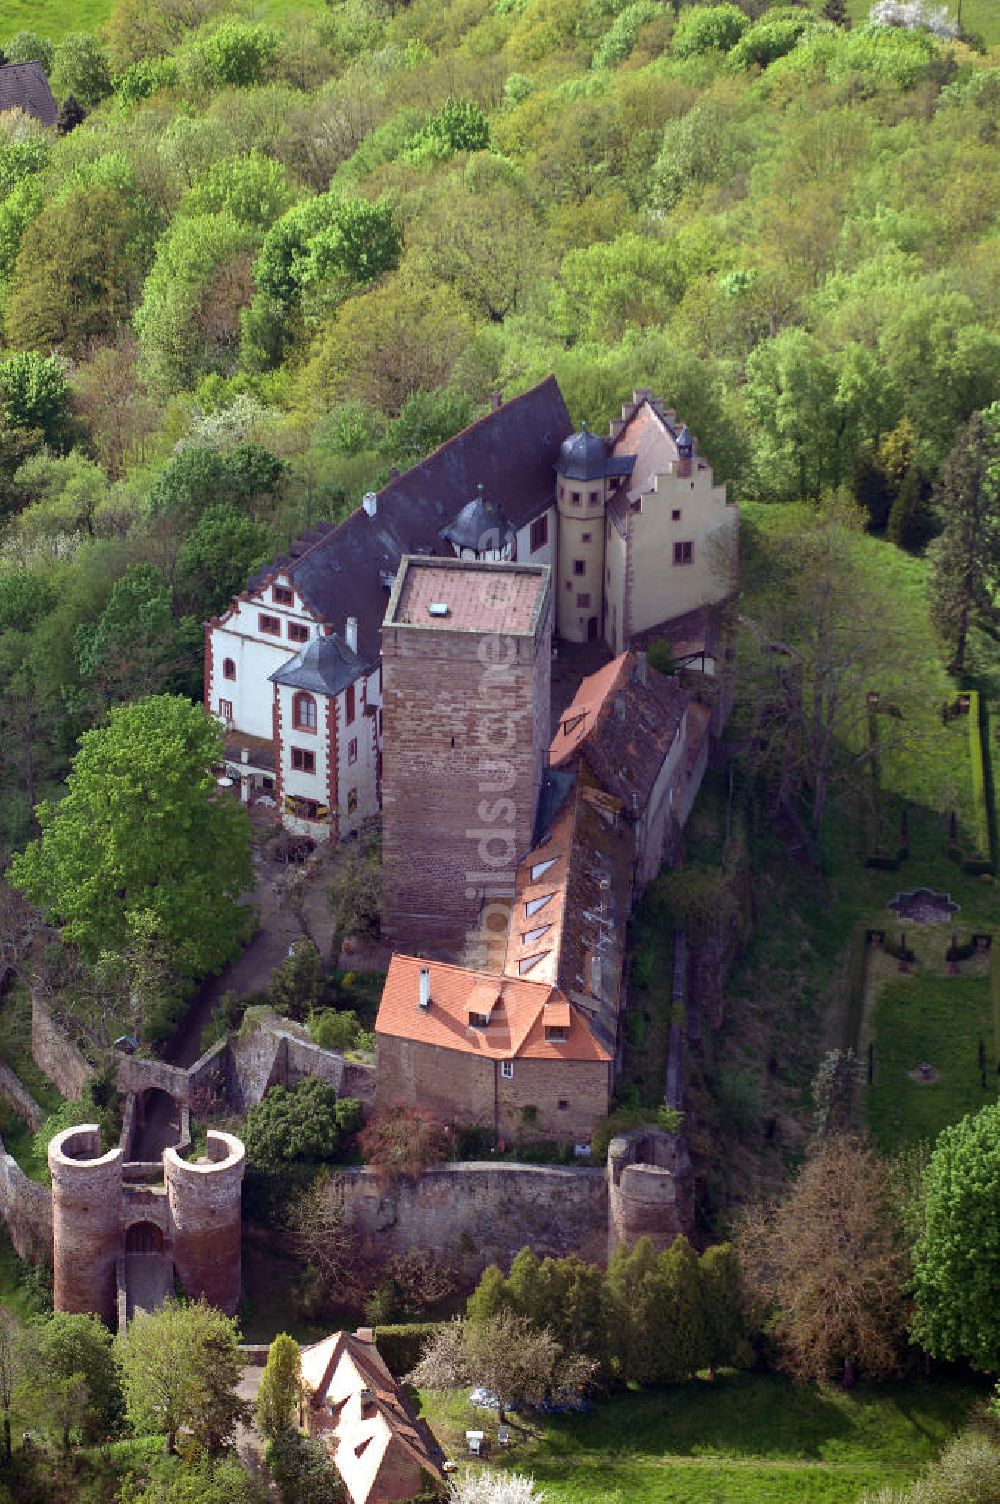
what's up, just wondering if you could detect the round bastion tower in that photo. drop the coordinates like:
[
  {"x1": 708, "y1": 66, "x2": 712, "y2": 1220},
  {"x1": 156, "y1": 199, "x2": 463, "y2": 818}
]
[
  {"x1": 164, "y1": 1131, "x2": 245, "y2": 1316},
  {"x1": 555, "y1": 423, "x2": 609, "y2": 645},
  {"x1": 48, "y1": 1125, "x2": 123, "y2": 1325}
]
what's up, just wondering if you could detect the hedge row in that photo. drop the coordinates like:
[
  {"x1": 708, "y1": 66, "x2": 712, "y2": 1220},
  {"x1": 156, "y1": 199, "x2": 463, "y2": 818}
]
[
  {"x1": 374, "y1": 1323, "x2": 440, "y2": 1377},
  {"x1": 967, "y1": 690, "x2": 994, "y2": 873}
]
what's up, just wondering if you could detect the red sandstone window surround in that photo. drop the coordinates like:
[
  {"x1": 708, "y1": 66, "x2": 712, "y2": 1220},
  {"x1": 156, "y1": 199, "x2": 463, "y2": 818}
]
[
  {"x1": 273, "y1": 585, "x2": 294, "y2": 605},
  {"x1": 673, "y1": 541, "x2": 694, "y2": 566},
  {"x1": 530, "y1": 514, "x2": 548, "y2": 552},
  {"x1": 222, "y1": 658, "x2": 236, "y2": 680},
  {"x1": 347, "y1": 789, "x2": 358, "y2": 814},
  {"x1": 345, "y1": 684, "x2": 356, "y2": 725},
  {"x1": 259, "y1": 613, "x2": 281, "y2": 635},
  {"x1": 218, "y1": 698, "x2": 233, "y2": 722},
  {"x1": 348, "y1": 737, "x2": 358, "y2": 765},
  {"x1": 293, "y1": 692, "x2": 317, "y2": 731},
  {"x1": 291, "y1": 747, "x2": 316, "y2": 773},
  {"x1": 288, "y1": 622, "x2": 309, "y2": 643}
]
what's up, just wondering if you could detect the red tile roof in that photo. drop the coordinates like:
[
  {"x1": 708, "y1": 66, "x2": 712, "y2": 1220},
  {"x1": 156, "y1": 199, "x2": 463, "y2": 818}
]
[{"x1": 376, "y1": 954, "x2": 610, "y2": 1063}]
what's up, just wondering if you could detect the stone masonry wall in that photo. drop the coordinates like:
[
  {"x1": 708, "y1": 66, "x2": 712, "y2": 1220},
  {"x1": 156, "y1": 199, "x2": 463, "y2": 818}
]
[
  {"x1": 333, "y1": 1162, "x2": 608, "y2": 1280},
  {"x1": 31, "y1": 993, "x2": 94, "y2": 1102},
  {"x1": 0, "y1": 1134, "x2": 52, "y2": 1265},
  {"x1": 0, "y1": 1061, "x2": 43, "y2": 1132}
]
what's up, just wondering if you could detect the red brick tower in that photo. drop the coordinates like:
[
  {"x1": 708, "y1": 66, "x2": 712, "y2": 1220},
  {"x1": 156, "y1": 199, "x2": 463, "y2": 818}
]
[
  {"x1": 381, "y1": 556, "x2": 552, "y2": 957},
  {"x1": 49, "y1": 1126, "x2": 123, "y2": 1325},
  {"x1": 164, "y1": 1131, "x2": 245, "y2": 1316}
]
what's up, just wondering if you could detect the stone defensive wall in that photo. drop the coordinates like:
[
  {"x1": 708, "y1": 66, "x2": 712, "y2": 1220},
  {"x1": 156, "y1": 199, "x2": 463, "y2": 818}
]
[
  {"x1": 334, "y1": 1161, "x2": 609, "y2": 1279},
  {"x1": 0, "y1": 1132, "x2": 52, "y2": 1265},
  {"x1": 31, "y1": 993, "x2": 95, "y2": 1102}
]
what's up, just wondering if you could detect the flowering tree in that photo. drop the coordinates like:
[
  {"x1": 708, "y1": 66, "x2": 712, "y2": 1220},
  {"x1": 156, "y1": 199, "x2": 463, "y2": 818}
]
[
  {"x1": 868, "y1": 1, "x2": 958, "y2": 37},
  {"x1": 450, "y1": 1472, "x2": 545, "y2": 1504}
]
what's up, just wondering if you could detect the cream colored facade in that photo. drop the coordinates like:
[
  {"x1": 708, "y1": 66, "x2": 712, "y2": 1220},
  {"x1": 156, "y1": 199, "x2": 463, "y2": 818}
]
[{"x1": 554, "y1": 392, "x2": 737, "y2": 652}]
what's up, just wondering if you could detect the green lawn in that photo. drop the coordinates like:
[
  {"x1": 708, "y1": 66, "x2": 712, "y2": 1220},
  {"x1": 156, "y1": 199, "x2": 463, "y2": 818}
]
[
  {"x1": 418, "y1": 1372, "x2": 985, "y2": 1504},
  {"x1": 0, "y1": 0, "x2": 326, "y2": 46},
  {"x1": 867, "y1": 962, "x2": 997, "y2": 1154}
]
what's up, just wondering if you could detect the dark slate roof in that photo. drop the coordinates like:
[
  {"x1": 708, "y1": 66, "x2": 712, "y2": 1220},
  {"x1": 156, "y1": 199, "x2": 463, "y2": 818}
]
[
  {"x1": 0, "y1": 63, "x2": 57, "y2": 128},
  {"x1": 269, "y1": 634, "x2": 365, "y2": 696},
  {"x1": 242, "y1": 377, "x2": 572, "y2": 664},
  {"x1": 557, "y1": 424, "x2": 608, "y2": 481},
  {"x1": 439, "y1": 484, "x2": 515, "y2": 554}
]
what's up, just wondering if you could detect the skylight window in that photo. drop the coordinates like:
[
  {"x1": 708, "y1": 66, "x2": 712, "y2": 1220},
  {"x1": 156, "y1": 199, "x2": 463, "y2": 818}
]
[
  {"x1": 523, "y1": 925, "x2": 551, "y2": 945},
  {"x1": 526, "y1": 895, "x2": 552, "y2": 917},
  {"x1": 518, "y1": 953, "x2": 546, "y2": 975},
  {"x1": 530, "y1": 858, "x2": 558, "y2": 880}
]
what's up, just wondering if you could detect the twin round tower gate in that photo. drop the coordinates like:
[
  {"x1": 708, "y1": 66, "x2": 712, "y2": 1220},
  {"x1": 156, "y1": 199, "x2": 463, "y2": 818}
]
[{"x1": 48, "y1": 1126, "x2": 244, "y2": 1326}]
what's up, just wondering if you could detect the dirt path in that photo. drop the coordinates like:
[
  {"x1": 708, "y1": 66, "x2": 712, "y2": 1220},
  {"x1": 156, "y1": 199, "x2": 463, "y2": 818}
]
[{"x1": 165, "y1": 846, "x2": 338, "y2": 1068}]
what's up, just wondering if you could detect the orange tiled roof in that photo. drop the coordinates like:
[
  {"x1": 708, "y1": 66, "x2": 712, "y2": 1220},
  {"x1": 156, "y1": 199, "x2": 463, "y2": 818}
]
[
  {"x1": 549, "y1": 655, "x2": 629, "y2": 769},
  {"x1": 376, "y1": 954, "x2": 610, "y2": 1063}
]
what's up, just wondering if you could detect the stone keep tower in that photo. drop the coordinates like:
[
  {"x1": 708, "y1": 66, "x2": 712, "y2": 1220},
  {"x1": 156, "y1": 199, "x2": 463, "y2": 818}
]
[
  {"x1": 381, "y1": 556, "x2": 552, "y2": 957},
  {"x1": 49, "y1": 1126, "x2": 123, "y2": 1326},
  {"x1": 164, "y1": 1132, "x2": 245, "y2": 1316}
]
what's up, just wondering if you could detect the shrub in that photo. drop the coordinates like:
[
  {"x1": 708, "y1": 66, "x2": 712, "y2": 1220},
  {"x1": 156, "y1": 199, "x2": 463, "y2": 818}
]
[
  {"x1": 967, "y1": 690, "x2": 992, "y2": 871},
  {"x1": 672, "y1": 3, "x2": 748, "y2": 57},
  {"x1": 591, "y1": 1104, "x2": 682, "y2": 1161},
  {"x1": 358, "y1": 1106, "x2": 449, "y2": 1182},
  {"x1": 308, "y1": 1009, "x2": 361, "y2": 1052},
  {"x1": 193, "y1": 23, "x2": 279, "y2": 88},
  {"x1": 242, "y1": 1079, "x2": 361, "y2": 1171}
]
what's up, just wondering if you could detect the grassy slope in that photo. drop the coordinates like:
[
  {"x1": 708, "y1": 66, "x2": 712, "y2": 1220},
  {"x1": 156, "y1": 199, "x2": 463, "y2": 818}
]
[
  {"x1": 846, "y1": 1, "x2": 1000, "y2": 42},
  {"x1": 0, "y1": 0, "x2": 324, "y2": 45},
  {"x1": 419, "y1": 1373, "x2": 984, "y2": 1504}
]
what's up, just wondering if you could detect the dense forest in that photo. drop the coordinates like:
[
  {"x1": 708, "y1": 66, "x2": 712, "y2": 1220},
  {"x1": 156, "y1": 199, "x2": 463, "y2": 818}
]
[{"x1": 1, "y1": 0, "x2": 999, "y2": 855}]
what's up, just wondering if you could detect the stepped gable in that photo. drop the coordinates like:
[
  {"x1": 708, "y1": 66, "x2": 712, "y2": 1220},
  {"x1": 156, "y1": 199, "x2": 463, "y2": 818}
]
[
  {"x1": 0, "y1": 62, "x2": 57, "y2": 127},
  {"x1": 246, "y1": 377, "x2": 572, "y2": 663},
  {"x1": 550, "y1": 651, "x2": 689, "y2": 811}
]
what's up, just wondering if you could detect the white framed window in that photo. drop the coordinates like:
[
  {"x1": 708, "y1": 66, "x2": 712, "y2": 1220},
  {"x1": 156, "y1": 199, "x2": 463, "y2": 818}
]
[{"x1": 500, "y1": 1061, "x2": 514, "y2": 1079}]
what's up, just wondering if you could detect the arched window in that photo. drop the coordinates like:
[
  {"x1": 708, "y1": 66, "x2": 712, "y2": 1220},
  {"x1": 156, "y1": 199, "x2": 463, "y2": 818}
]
[
  {"x1": 293, "y1": 692, "x2": 317, "y2": 731},
  {"x1": 222, "y1": 658, "x2": 236, "y2": 680}
]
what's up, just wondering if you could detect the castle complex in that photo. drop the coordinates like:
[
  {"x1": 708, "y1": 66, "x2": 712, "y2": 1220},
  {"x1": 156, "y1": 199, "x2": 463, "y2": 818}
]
[{"x1": 205, "y1": 380, "x2": 736, "y2": 843}]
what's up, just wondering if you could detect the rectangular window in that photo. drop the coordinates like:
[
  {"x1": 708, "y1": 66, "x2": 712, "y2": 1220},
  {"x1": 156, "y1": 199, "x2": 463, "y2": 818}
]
[
  {"x1": 291, "y1": 747, "x2": 316, "y2": 773},
  {"x1": 589, "y1": 489, "x2": 601, "y2": 505},
  {"x1": 287, "y1": 622, "x2": 309, "y2": 643},
  {"x1": 570, "y1": 491, "x2": 581, "y2": 505},
  {"x1": 218, "y1": 699, "x2": 233, "y2": 722},
  {"x1": 671, "y1": 509, "x2": 681, "y2": 522},
  {"x1": 273, "y1": 585, "x2": 293, "y2": 605},
  {"x1": 673, "y1": 541, "x2": 694, "y2": 566},
  {"x1": 348, "y1": 737, "x2": 358, "y2": 765},
  {"x1": 347, "y1": 789, "x2": 358, "y2": 814},
  {"x1": 345, "y1": 685, "x2": 355, "y2": 725},
  {"x1": 500, "y1": 1060, "x2": 514, "y2": 1079},
  {"x1": 581, "y1": 532, "x2": 592, "y2": 543},
  {"x1": 576, "y1": 592, "x2": 591, "y2": 608},
  {"x1": 259, "y1": 614, "x2": 280, "y2": 635},
  {"x1": 530, "y1": 514, "x2": 548, "y2": 552},
  {"x1": 573, "y1": 559, "x2": 586, "y2": 576}
]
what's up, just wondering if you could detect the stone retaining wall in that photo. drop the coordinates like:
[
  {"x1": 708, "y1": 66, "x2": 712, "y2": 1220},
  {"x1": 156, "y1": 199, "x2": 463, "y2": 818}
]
[
  {"x1": 0, "y1": 1134, "x2": 52, "y2": 1266},
  {"x1": 332, "y1": 1162, "x2": 608, "y2": 1280},
  {"x1": 0, "y1": 1061, "x2": 43, "y2": 1132},
  {"x1": 31, "y1": 994, "x2": 94, "y2": 1102}
]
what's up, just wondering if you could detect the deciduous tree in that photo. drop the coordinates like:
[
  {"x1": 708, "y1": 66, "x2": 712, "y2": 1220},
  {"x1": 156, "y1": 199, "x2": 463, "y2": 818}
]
[
  {"x1": 116, "y1": 1298, "x2": 249, "y2": 1455},
  {"x1": 738, "y1": 1135, "x2": 909, "y2": 1386},
  {"x1": 9, "y1": 695, "x2": 253, "y2": 987},
  {"x1": 911, "y1": 1100, "x2": 1000, "y2": 1372},
  {"x1": 927, "y1": 407, "x2": 1000, "y2": 675}
]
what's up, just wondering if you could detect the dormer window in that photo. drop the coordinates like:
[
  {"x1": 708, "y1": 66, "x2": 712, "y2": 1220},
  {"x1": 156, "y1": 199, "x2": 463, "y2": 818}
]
[
  {"x1": 273, "y1": 585, "x2": 293, "y2": 605},
  {"x1": 526, "y1": 895, "x2": 552, "y2": 917},
  {"x1": 469, "y1": 1011, "x2": 490, "y2": 1028},
  {"x1": 545, "y1": 1025, "x2": 568, "y2": 1042},
  {"x1": 530, "y1": 858, "x2": 558, "y2": 881}
]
